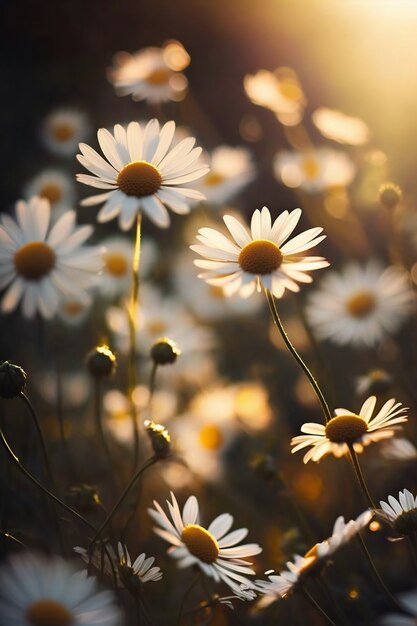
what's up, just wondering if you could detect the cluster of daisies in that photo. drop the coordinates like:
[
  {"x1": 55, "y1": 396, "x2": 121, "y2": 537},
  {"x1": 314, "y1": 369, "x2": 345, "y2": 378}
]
[{"x1": 2, "y1": 38, "x2": 417, "y2": 626}]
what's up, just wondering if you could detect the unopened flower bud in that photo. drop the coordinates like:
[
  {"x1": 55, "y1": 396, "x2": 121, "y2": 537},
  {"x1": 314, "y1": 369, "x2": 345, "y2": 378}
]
[
  {"x1": 379, "y1": 182, "x2": 402, "y2": 209},
  {"x1": 86, "y1": 345, "x2": 117, "y2": 378},
  {"x1": 150, "y1": 337, "x2": 180, "y2": 365},
  {"x1": 144, "y1": 420, "x2": 171, "y2": 458},
  {"x1": 0, "y1": 361, "x2": 27, "y2": 398}
]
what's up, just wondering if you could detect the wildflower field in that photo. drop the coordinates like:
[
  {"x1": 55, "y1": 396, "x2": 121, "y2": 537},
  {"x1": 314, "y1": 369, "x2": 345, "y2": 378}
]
[{"x1": 2, "y1": 1, "x2": 417, "y2": 624}]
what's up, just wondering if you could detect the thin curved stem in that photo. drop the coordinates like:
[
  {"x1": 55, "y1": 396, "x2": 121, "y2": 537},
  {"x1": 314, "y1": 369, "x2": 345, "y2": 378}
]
[
  {"x1": 90, "y1": 455, "x2": 157, "y2": 547},
  {"x1": 347, "y1": 445, "x2": 376, "y2": 509},
  {"x1": 19, "y1": 392, "x2": 55, "y2": 485},
  {"x1": 0, "y1": 427, "x2": 95, "y2": 531},
  {"x1": 265, "y1": 289, "x2": 332, "y2": 423},
  {"x1": 301, "y1": 586, "x2": 338, "y2": 626},
  {"x1": 0, "y1": 530, "x2": 28, "y2": 550},
  {"x1": 177, "y1": 574, "x2": 200, "y2": 626},
  {"x1": 356, "y1": 533, "x2": 409, "y2": 614},
  {"x1": 128, "y1": 213, "x2": 142, "y2": 472}
]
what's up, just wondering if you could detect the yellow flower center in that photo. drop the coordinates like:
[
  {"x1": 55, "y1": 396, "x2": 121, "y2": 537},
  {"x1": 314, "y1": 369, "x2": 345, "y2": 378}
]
[
  {"x1": 204, "y1": 172, "x2": 225, "y2": 187},
  {"x1": 39, "y1": 183, "x2": 63, "y2": 204},
  {"x1": 146, "y1": 68, "x2": 173, "y2": 85},
  {"x1": 238, "y1": 239, "x2": 283, "y2": 275},
  {"x1": 105, "y1": 252, "x2": 128, "y2": 277},
  {"x1": 325, "y1": 414, "x2": 368, "y2": 444},
  {"x1": 51, "y1": 122, "x2": 75, "y2": 142},
  {"x1": 199, "y1": 424, "x2": 223, "y2": 450},
  {"x1": 181, "y1": 524, "x2": 220, "y2": 564},
  {"x1": 26, "y1": 599, "x2": 73, "y2": 626},
  {"x1": 117, "y1": 161, "x2": 162, "y2": 197},
  {"x1": 63, "y1": 301, "x2": 83, "y2": 316},
  {"x1": 14, "y1": 242, "x2": 56, "y2": 280},
  {"x1": 346, "y1": 291, "x2": 376, "y2": 318},
  {"x1": 301, "y1": 157, "x2": 321, "y2": 180},
  {"x1": 279, "y1": 79, "x2": 302, "y2": 101}
]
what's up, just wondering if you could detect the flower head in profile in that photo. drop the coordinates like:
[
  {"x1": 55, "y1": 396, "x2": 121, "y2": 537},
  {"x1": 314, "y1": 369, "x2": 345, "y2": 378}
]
[
  {"x1": 0, "y1": 197, "x2": 101, "y2": 319},
  {"x1": 108, "y1": 41, "x2": 190, "y2": 104},
  {"x1": 191, "y1": 206, "x2": 329, "y2": 299},
  {"x1": 0, "y1": 552, "x2": 120, "y2": 626},
  {"x1": 194, "y1": 146, "x2": 256, "y2": 205},
  {"x1": 42, "y1": 108, "x2": 90, "y2": 157},
  {"x1": 77, "y1": 119, "x2": 208, "y2": 230},
  {"x1": 305, "y1": 262, "x2": 415, "y2": 347},
  {"x1": 255, "y1": 510, "x2": 372, "y2": 608},
  {"x1": 117, "y1": 542, "x2": 163, "y2": 585},
  {"x1": 148, "y1": 491, "x2": 262, "y2": 596},
  {"x1": 379, "y1": 489, "x2": 417, "y2": 539},
  {"x1": 291, "y1": 396, "x2": 408, "y2": 464}
]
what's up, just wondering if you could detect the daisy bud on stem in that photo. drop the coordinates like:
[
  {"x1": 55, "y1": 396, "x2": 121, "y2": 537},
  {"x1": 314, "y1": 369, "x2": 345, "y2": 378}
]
[
  {"x1": 0, "y1": 361, "x2": 27, "y2": 399},
  {"x1": 150, "y1": 337, "x2": 181, "y2": 365},
  {"x1": 379, "y1": 182, "x2": 402, "y2": 209},
  {"x1": 145, "y1": 420, "x2": 171, "y2": 458}
]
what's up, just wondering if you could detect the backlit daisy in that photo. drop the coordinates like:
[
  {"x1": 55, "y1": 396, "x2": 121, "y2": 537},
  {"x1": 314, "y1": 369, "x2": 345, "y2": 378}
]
[
  {"x1": 291, "y1": 396, "x2": 408, "y2": 464},
  {"x1": 244, "y1": 67, "x2": 306, "y2": 126},
  {"x1": 108, "y1": 41, "x2": 190, "y2": 104},
  {"x1": 148, "y1": 492, "x2": 262, "y2": 596},
  {"x1": 256, "y1": 510, "x2": 372, "y2": 607},
  {"x1": 194, "y1": 146, "x2": 256, "y2": 205},
  {"x1": 380, "y1": 438, "x2": 417, "y2": 461},
  {"x1": 0, "y1": 552, "x2": 120, "y2": 626},
  {"x1": 77, "y1": 119, "x2": 208, "y2": 230},
  {"x1": 0, "y1": 197, "x2": 101, "y2": 319},
  {"x1": 191, "y1": 206, "x2": 329, "y2": 299},
  {"x1": 273, "y1": 148, "x2": 355, "y2": 191},
  {"x1": 42, "y1": 108, "x2": 90, "y2": 157},
  {"x1": 117, "y1": 542, "x2": 163, "y2": 584},
  {"x1": 305, "y1": 262, "x2": 415, "y2": 347},
  {"x1": 379, "y1": 489, "x2": 417, "y2": 538},
  {"x1": 24, "y1": 169, "x2": 75, "y2": 211},
  {"x1": 312, "y1": 108, "x2": 370, "y2": 145}
]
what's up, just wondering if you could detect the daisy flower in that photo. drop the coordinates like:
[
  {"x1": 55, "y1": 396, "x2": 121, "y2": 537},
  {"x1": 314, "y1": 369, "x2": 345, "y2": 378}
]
[
  {"x1": 148, "y1": 492, "x2": 262, "y2": 596},
  {"x1": 108, "y1": 41, "x2": 190, "y2": 104},
  {"x1": 57, "y1": 294, "x2": 92, "y2": 325},
  {"x1": 191, "y1": 206, "x2": 329, "y2": 299},
  {"x1": 379, "y1": 489, "x2": 417, "y2": 538},
  {"x1": 244, "y1": 67, "x2": 306, "y2": 126},
  {"x1": 0, "y1": 552, "x2": 120, "y2": 626},
  {"x1": 194, "y1": 146, "x2": 256, "y2": 205},
  {"x1": 305, "y1": 262, "x2": 415, "y2": 347},
  {"x1": 117, "y1": 542, "x2": 163, "y2": 584},
  {"x1": 97, "y1": 236, "x2": 156, "y2": 299},
  {"x1": 76, "y1": 119, "x2": 208, "y2": 230},
  {"x1": 273, "y1": 148, "x2": 355, "y2": 191},
  {"x1": 291, "y1": 395, "x2": 408, "y2": 464},
  {"x1": 256, "y1": 510, "x2": 372, "y2": 607},
  {"x1": 0, "y1": 197, "x2": 101, "y2": 319},
  {"x1": 24, "y1": 169, "x2": 75, "y2": 212},
  {"x1": 312, "y1": 107, "x2": 370, "y2": 145},
  {"x1": 42, "y1": 108, "x2": 90, "y2": 157},
  {"x1": 380, "y1": 438, "x2": 417, "y2": 462}
]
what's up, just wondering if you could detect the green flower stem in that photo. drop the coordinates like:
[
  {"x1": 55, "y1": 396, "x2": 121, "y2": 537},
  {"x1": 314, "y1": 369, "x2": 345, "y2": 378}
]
[
  {"x1": 127, "y1": 212, "x2": 142, "y2": 472},
  {"x1": 176, "y1": 574, "x2": 200, "y2": 626},
  {"x1": 301, "y1": 586, "x2": 338, "y2": 626},
  {"x1": 265, "y1": 288, "x2": 332, "y2": 424},
  {"x1": 347, "y1": 445, "x2": 376, "y2": 509},
  {"x1": 19, "y1": 392, "x2": 55, "y2": 487},
  {"x1": 0, "y1": 427, "x2": 95, "y2": 531},
  {"x1": 356, "y1": 533, "x2": 409, "y2": 614},
  {"x1": 89, "y1": 455, "x2": 157, "y2": 547}
]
